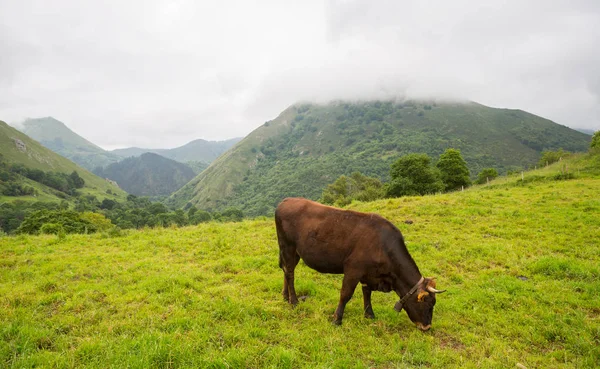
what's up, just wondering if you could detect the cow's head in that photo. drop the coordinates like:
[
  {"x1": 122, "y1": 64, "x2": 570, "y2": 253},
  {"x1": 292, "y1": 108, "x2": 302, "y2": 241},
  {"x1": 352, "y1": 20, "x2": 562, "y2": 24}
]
[{"x1": 395, "y1": 277, "x2": 445, "y2": 331}]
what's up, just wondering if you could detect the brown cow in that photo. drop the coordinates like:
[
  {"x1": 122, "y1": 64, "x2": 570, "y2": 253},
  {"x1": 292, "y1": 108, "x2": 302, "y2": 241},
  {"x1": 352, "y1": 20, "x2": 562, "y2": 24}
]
[{"x1": 275, "y1": 197, "x2": 445, "y2": 331}]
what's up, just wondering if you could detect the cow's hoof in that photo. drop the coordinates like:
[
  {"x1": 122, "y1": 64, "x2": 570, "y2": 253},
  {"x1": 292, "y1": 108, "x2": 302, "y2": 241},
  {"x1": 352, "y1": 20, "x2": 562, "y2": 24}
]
[
  {"x1": 332, "y1": 319, "x2": 342, "y2": 326},
  {"x1": 364, "y1": 313, "x2": 375, "y2": 319}
]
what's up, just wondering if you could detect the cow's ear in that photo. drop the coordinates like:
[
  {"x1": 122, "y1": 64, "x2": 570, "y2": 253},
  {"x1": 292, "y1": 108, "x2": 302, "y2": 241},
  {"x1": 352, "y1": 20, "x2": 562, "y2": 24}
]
[{"x1": 417, "y1": 289, "x2": 429, "y2": 302}]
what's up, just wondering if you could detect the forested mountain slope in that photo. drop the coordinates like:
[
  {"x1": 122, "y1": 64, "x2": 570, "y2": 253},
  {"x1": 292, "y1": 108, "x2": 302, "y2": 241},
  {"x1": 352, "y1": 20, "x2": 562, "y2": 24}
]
[
  {"x1": 94, "y1": 153, "x2": 196, "y2": 196},
  {"x1": 166, "y1": 100, "x2": 591, "y2": 215},
  {"x1": 0, "y1": 120, "x2": 126, "y2": 202},
  {"x1": 18, "y1": 117, "x2": 122, "y2": 170}
]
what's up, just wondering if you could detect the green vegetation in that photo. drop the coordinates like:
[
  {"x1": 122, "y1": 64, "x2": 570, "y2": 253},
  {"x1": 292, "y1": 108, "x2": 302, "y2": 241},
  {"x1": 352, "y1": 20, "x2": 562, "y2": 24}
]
[
  {"x1": 1, "y1": 154, "x2": 599, "y2": 368},
  {"x1": 0, "y1": 194, "x2": 244, "y2": 235},
  {"x1": 185, "y1": 160, "x2": 210, "y2": 175},
  {"x1": 538, "y1": 149, "x2": 572, "y2": 167},
  {"x1": 16, "y1": 209, "x2": 112, "y2": 235},
  {"x1": 0, "y1": 120, "x2": 127, "y2": 203},
  {"x1": 386, "y1": 153, "x2": 444, "y2": 197},
  {"x1": 320, "y1": 172, "x2": 385, "y2": 206},
  {"x1": 169, "y1": 100, "x2": 591, "y2": 216},
  {"x1": 436, "y1": 148, "x2": 471, "y2": 191},
  {"x1": 11, "y1": 166, "x2": 84, "y2": 195},
  {"x1": 591, "y1": 131, "x2": 600, "y2": 151},
  {"x1": 93, "y1": 153, "x2": 196, "y2": 196},
  {"x1": 475, "y1": 168, "x2": 499, "y2": 184},
  {"x1": 18, "y1": 117, "x2": 122, "y2": 171}
]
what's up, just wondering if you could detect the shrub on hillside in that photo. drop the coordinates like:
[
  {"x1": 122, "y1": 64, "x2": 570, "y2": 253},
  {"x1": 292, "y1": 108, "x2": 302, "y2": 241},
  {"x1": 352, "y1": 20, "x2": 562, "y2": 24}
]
[
  {"x1": 219, "y1": 207, "x2": 244, "y2": 222},
  {"x1": 79, "y1": 212, "x2": 113, "y2": 232},
  {"x1": 16, "y1": 210, "x2": 106, "y2": 235},
  {"x1": 386, "y1": 153, "x2": 443, "y2": 197},
  {"x1": 538, "y1": 149, "x2": 571, "y2": 167},
  {"x1": 190, "y1": 210, "x2": 212, "y2": 224},
  {"x1": 591, "y1": 131, "x2": 600, "y2": 152},
  {"x1": 476, "y1": 168, "x2": 499, "y2": 184},
  {"x1": 436, "y1": 148, "x2": 471, "y2": 191},
  {"x1": 321, "y1": 172, "x2": 385, "y2": 206},
  {"x1": 40, "y1": 223, "x2": 65, "y2": 235}
]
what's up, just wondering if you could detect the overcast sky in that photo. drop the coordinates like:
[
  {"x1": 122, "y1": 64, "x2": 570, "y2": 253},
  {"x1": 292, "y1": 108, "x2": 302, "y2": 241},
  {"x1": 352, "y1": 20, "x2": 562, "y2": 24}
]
[{"x1": 1, "y1": 0, "x2": 599, "y2": 150}]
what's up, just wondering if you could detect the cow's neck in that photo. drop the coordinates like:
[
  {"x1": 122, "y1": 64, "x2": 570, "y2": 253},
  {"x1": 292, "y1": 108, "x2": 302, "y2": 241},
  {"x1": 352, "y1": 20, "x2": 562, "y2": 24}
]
[{"x1": 394, "y1": 263, "x2": 422, "y2": 297}]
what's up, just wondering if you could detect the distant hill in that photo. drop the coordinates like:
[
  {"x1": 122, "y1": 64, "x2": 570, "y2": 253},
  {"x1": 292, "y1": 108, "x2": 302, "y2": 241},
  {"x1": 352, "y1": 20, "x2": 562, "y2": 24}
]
[
  {"x1": 94, "y1": 153, "x2": 196, "y2": 196},
  {"x1": 166, "y1": 100, "x2": 591, "y2": 215},
  {"x1": 111, "y1": 137, "x2": 242, "y2": 164},
  {"x1": 17, "y1": 117, "x2": 240, "y2": 173},
  {"x1": 18, "y1": 117, "x2": 122, "y2": 171},
  {"x1": 573, "y1": 128, "x2": 596, "y2": 135},
  {"x1": 0, "y1": 120, "x2": 127, "y2": 203}
]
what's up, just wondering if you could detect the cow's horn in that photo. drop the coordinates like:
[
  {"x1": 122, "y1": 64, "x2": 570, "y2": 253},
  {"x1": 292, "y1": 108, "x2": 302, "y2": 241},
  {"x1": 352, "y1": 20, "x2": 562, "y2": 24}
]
[{"x1": 427, "y1": 286, "x2": 446, "y2": 294}]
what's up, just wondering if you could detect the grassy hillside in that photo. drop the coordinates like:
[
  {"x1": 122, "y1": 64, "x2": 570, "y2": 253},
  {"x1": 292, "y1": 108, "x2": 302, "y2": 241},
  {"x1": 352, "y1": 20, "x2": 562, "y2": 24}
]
[
  {"x1": 1, "y1": 155, "x2": 598, "y2": 368},
  {"x1": 111, "y1": 137, "x2": 242, "y2": 164},
  {"x1": 93, "y1": 153, "x2": 197, "y2": 196},
  {"x1": 167, "y1": 100, "x2": 591, "y2": 215},
  {"x1": 18, "y1": 117, "x2": 121, "y2": 171},
  {"x1": 0, "y1": 120, "x2": 127, "y2": 202}
]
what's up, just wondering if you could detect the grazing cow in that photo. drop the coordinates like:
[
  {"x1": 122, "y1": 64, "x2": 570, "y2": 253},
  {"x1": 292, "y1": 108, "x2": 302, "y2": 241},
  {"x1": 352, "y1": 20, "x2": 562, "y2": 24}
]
[{"x1": 275, "y1": 197, "x2": 445, "y2": 331}]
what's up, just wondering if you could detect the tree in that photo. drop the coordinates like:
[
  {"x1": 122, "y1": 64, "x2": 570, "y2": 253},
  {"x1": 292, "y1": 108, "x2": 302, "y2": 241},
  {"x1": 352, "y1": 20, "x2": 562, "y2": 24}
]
[
  {"x1": 436, "y1": 148, "x2": 471, "y2": 191},
  {"x1": 591, "y1": 131, "x2": 600, "y2": 151},
  {"x1": 187, "y1": 206, "x2": 198, "y2": 219},
  {"x1": 190, "y1": 210, "x2": 212, "y2": 224},
  {"x1": 475, "y1": 168, "x2": 499, "y2": 184},
  {"x1": 538, "y1": 149, "x2": 570, "y2": 167},
  {"x1": 16, "y1": 210, "x2": 98, "y2": 235},
  {"x1": 386, "y1": 153, "x2": 443, "y2": 197},
  {"x1": 69, "y1": 171, "x2": 85, "y2": 189},
  {"x1": 221, "y1": 207, "x2": 244, "y2": 222},
  {"x1": 100, "y1": 199, "x2": 117, "y2": 210},
  {"x1": 320, "y1": 172, "x2": 384, "y2": 206}
]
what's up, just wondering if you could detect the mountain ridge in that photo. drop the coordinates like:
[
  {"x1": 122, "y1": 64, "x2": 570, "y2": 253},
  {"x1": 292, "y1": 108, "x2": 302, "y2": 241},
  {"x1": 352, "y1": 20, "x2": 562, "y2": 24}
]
[
  {"x1": 94, "y1": 152, "x2": 197, "y2": 197},
  {"x1": 111, "y1": 137, "x2": 242, "y2": 164},
  {"x1": 166, "y1": 100, "x2": 591, "y2": 215},
  {"x1": 0, "y1": 120, "x2": 127, "y2": 203},
  {"x1": 18, "y1": 117, "x2": 122, "y2": 170}
]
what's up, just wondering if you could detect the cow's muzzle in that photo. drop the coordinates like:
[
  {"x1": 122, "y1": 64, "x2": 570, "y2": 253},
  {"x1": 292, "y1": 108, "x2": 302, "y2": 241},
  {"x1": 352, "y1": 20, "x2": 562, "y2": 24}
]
[{"x1": 416, "y1": 323, "x2": 431, "y2": 331}]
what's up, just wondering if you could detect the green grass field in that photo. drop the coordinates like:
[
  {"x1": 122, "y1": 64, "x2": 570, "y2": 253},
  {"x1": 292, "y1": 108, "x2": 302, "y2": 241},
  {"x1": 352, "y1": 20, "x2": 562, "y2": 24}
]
[{"x1": 1, "y1": 159, "x2": 599, "y2": 368}]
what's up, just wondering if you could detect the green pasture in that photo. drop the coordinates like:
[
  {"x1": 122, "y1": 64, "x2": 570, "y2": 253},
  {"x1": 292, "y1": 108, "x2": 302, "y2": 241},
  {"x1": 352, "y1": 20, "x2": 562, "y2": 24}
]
[{"x1": 1, "y1": 168, "x2": 599, "y2": 368}]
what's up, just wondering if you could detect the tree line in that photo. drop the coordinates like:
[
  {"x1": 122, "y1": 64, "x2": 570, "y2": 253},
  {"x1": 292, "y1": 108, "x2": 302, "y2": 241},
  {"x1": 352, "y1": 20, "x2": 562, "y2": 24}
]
[
  {"x1": 0, "y1": 153, "x2": 85, "y2": 197},
  {"x1": 0, "y1": 193, "x2": 245, "y2": 236},
  {"x1": 320, "y1": 148, "x2": 497, "y2": 207}
]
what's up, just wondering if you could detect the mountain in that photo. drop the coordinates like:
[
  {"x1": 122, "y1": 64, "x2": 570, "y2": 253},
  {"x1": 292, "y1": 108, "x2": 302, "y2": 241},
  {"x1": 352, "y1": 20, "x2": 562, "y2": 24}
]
[
  {"x1": 94, "y1": 153, "x2": 196, "y2": 196},
  {"x1": 17, "y1": 117, "x2": 122, "y2": 171},
  {"x1": 17, "y1": 116, "x2": 240, "y2": 173},
  {"x1": 573, "y1": 128, "x2": 596, "y2": 135},
  {"x1": 166, "y1": 100, "x2": 591, "y2": 215},
  {"x1": 0, "y1": 120, "x2": 127, "y2": 202},
  {"x1": 111, "y1": 137, "x2": 242, "y2": 164}
]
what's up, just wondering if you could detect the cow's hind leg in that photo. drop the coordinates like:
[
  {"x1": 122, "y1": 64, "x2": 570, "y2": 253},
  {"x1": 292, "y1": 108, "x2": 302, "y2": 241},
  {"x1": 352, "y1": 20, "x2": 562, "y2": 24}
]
[
  {"x1": 362, "y1": 284, "x2": 375, "y2": 319},
  {"x1": 279, "y1": 248, "x2": 300, "y2": 305},
  {"x1": 333, "y1": 273, "x2": 360, "y2": 325}
]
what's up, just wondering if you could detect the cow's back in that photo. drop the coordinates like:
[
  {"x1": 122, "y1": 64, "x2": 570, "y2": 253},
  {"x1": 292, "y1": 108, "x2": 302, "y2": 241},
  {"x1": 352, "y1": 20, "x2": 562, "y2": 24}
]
[{"x1": 275, "y1": 197, "x2": 390, "y2": 274}]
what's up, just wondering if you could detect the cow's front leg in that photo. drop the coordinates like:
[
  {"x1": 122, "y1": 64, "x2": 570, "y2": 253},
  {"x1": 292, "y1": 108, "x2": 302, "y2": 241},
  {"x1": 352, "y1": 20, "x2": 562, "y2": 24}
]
[
  {"x1": 362, "y1": 284, "x2": 375, "y2": 319},
  {"x1": 333, "y1": 273, "x2": 360, "y2": 325}
]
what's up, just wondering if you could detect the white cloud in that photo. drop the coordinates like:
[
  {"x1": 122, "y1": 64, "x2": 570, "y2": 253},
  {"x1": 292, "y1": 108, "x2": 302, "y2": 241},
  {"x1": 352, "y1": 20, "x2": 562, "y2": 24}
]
[{"x1": 0, "y1": 0, "x2": 598, "y2": 150}]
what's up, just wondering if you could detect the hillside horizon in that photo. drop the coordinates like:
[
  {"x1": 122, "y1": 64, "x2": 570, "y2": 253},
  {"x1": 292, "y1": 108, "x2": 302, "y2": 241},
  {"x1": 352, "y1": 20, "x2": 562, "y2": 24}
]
[{"x1": 167, "y1": 99, "x2": 591, "y2": 215}]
